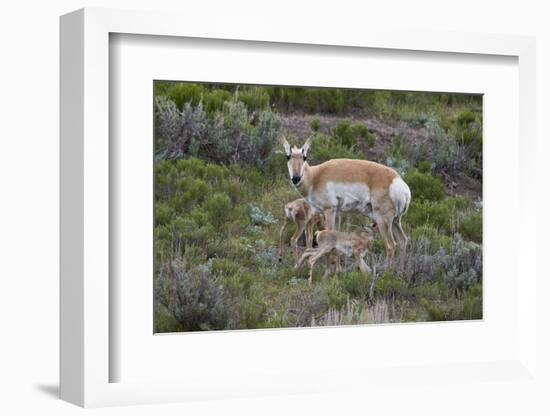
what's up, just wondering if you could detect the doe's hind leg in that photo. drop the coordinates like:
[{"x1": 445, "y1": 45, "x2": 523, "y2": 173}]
[
  {"x1": 392, "y1": 216, "x2": 408, "y2": 255},
  {"x1": 374, "y1": 216, "x2": 396, "y2": 266}
]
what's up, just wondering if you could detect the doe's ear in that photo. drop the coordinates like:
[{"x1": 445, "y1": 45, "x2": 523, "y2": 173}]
[
  {"x1": 302, "y1": 134, "x2": 313, "y2": 156},
  {"x1": 282, "y1": 136, "x2": 291, "y2": 156}
]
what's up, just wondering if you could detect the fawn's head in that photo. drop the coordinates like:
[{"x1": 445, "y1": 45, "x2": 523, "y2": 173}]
[
  {"x1": 282, "y1": 136, "x2": 312, "y2": 185},
  {"x1": 361, "y1": 224, "x2": 377, "y2": 249}
]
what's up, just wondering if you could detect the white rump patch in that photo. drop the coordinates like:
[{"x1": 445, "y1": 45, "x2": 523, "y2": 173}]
[{"x1": 389, "y1": 177, "x2": 411, "y2": 216}]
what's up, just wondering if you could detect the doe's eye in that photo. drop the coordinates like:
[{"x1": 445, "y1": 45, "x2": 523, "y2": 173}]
[{"x1": 286, "y1": 155, "x2": 291, "y2": 160}]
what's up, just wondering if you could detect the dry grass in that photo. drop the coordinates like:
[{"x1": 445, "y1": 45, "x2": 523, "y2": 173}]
[{"x1": 316, "y1": 297, "x2": 402, "y2": 327}]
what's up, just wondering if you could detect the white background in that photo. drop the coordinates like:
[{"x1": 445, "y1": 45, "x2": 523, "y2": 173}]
[{"x1": 1, "y1": 1, "x2": 549, "y2": 415}]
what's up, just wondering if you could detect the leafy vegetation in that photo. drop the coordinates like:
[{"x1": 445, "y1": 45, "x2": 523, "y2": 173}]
[{"x1": 154, "y1": 82, "x2": 483, "y2": 332}]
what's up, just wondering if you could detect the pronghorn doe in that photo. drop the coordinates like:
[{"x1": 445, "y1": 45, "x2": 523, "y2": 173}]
[
  {"x1": 296, "y1": 226, "x2": 375, "y2": 285},
  {"x1": 282, "y1": 136, "x2": 411, "y2": 264},
  {"x1": 278, "y1": 198, "x2": 325, "y2": 261}
]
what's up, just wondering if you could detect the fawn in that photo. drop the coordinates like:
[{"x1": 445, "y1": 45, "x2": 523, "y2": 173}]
[
  {"x1": 278, "y1": 198, "x2": 325, "y2": 261},
  {"x1": 296, "y1": 226, "x2": 375, "y2": 285}
]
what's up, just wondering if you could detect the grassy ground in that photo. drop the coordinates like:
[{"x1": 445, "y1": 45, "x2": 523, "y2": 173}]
[{"x1": 153, "y1": 83, "x2": 482, "y2": 332}]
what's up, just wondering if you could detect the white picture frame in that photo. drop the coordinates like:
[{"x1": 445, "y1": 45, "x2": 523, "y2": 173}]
[{"x1": 60, "y1": 7, "x2": 538, "y2": 408}]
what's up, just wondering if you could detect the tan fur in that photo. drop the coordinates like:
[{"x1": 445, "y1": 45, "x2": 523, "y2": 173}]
[
  {"x1": 278, "y1": 198, "x2": 326, "y2": 261},
  {"x1": 296, "y1": 228, "x2": 374, "y2": 285},
  {"x1": 305, "y1": 159, "x2": 398, "y2": 191}
]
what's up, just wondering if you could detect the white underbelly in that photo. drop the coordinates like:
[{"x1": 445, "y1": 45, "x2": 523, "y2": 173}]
[{"x1": 325, "y1": 182, "x2": 371, "y2": 213}]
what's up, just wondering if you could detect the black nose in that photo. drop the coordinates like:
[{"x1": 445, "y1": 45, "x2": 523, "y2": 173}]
[{"x1": 291, "y1": 176, "x2": 301, "y2": 184}]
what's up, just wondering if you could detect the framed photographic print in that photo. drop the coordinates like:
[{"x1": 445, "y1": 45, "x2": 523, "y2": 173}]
[{"x1": 60, "y1": 7, "x2": 539, "y2": 409}]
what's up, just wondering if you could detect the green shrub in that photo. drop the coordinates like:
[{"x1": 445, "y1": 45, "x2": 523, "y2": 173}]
[
  {"x1": 331, "y1": 120, "x2": 375, "y2": 150},
  {"x1": 420, "y1": 299, "x2": 453, "y2": 321},
  {"x1": 203, "y1": 193, "x2": 235, "y2": 228},
  {"x1": 406, "y1": 197, "x2": 471, "y2": 234},
  {"x1": 368, "y1": 90, "x2": 393, "y2": 118},
  {"x1": 181, "y1": 245, "x2": 208, "y2": 266},
  {"x1": 324, "y1": 279, "x2": 347, "y2": 310},
  {"x1": 439, "y1": 114, "x2": 453, "y2": 132},
  {"x1": 262, "y1": 310, "x2": 290, "y2": 328},
  {"x1": 405, "y1": 170, "x2": 445, "y2": 202},
  {"x1": 239, "y1": 288, "x2": 269, "y2": 329},
  {"x1": 175, "y1": 157, "x2": 209, "y2": 178},
  {"x1": 203, "y1": 89, "x2": 232, "y2": 114},
  {"x1": 341, "y1": 271, "x2": 371, "y2": 300},
  {"x1": 181, "y1": 179, "x2": 209, "y2": 208},
  {"x1": 406, "y1": 195, "x2": 480, "y2": 246},
  {"x1": 410, "y1": 225, "x2": 451, "y2": 253},
  {"x1": 154, "y1": 304, "x2": 183, "y2": 333},
  {"x1": 309, "y1": 134, "x2": 360, "y2": 164},
  {"x1": 459, "y1": 210, "x2": 482, "y2": 243},
  {"x1": 374, "y1": 271, "x2": 406, "y2": 298},
  {"x1": 284, "y1": 286, "x2": 331, "y2": 327},
  {"x1": 461, "y1": 283, "x2": 483, "y2": 319},
  {"x1": 412, "y1": 281, "x2": 452, "y2": 301},
  {"x1": 207, "y1": 238, "x2": 256, "y2": 267},
  {"x1": 362, "y1": 129, "x2": 376, "y2": 148},
  {"x1": 446, "y1": 195, "x2": 472, "y2": 211},
  {"x1": 164, "y1": 83, "x2": 207, "y2": 109},
  {"x1": 351, "y1": 123, "x2": 370, "y2": 139},
  {"x1": 173, "y1": 220, "x2": 215, "y2": 247},
  {"x1": 457, "y1": 110, "x2": 476, "y2": 126},
  {"x1": 417, "y1": 160, "x2": 433, "y2": 174},
  {"x1": 229, "y1": 165, "x2": 264, "y2": 189},
  {"x1": 155, "y1": 202, "x2": 172, "y2": 226},
  {"x1": 386, "y1": 134, "x2": 407, "y2": 158},
  {"x1": 333, "y1": 119, "x2": 356, "y2": 147},
  {"x1": 406, "y1": 200, "x2": 450, "y2": 232},
  {"x1": 269, "y1": 87, "x2": 345, "y2": 114},
  {"x1": 309, "y1": 117, "x2": 321, "y2": 132},
  {"x1": 237, "y1": 87, "x2": 271, "y2": 112},
  {"x1": 454, "y1": 110, "x2": 482, "y2": 157},
  {"x1": 371, "y1": 238, "x2": 387, "y2": 255},
  {"x1": 420, "y1": 283, "x2": 482, "y2": 321}
]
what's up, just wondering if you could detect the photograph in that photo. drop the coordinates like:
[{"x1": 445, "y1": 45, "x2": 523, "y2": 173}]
[{"x1": 153, "y1": 82, "x2": 483, "y2": 332}]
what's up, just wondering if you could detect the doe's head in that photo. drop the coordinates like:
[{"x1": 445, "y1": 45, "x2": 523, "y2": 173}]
[{"x1": 282, "y1": 136, "x2": 312, "y2": 185}]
